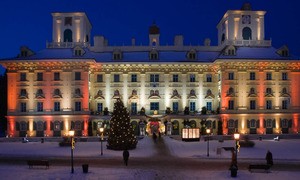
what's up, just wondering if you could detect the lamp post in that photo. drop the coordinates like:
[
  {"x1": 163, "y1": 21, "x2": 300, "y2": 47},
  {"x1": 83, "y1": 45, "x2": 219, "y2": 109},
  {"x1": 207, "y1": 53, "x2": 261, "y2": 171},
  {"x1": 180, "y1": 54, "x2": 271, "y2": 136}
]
[
  {"x1": 233, "y1": 132, "x2": 240, "y2": 166},
  {"x1": 69, "y1": 130, "x2": 75, "y2": 174},
  {"x1": 206, "y1": 129, "x2": 211, "y2": 157},
  {"x1": 99, "y1": 127, "x2": 104, "y2": 156}
]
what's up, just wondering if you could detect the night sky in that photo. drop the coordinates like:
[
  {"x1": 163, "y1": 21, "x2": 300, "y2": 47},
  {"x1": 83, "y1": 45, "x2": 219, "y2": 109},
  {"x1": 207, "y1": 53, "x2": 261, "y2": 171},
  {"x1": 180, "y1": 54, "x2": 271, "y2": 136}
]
[{"x1": 0, "y1": 0, "x2": 299, "y2": 73}]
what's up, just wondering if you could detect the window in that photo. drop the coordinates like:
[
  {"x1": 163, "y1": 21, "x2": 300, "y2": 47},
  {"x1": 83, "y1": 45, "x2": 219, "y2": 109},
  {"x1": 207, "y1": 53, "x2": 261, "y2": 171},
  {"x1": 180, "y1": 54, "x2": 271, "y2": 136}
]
[
  {"x1": 228, "y1": 100, "x2": 234, "y2": 110},
  {"x1": 282, "y1": 72, "x2": 288, "y2": 80},
  {"x1": 64, "y1": 29, "x2": 73, "y2": 42},
  {"x1": 250, "y1": 100, "x2": 256, "y2": 110},
  {"x1": 54, "y1": 102, "x2": 60, "y2": 111},
  {"x1": 20, "y1": 73, "x2": 26, "y2": 81},
  {"x1": 65, "y1": 17, "x2": 72, "y2": 26},
  {"x1": 131, "y1": 74, "x2": 137, "y2": 82},
  {"x1": 228, "y1": 87, "x2": 234, "y2": 95},
  {"x1": 37, "y1": 72, "x2": 43, "y2": 81},
  {"x1": 228, "y1": 72, "x2": 234, "y2": 80},
  {"x1": 266, "y1": 72, "x2": 272, "y2": 80},
  {"x1": 150, "y1": 74, "x2": 159, "y2": 82},
  {"x1": 282, "y1": 88, "x2": 288, "y2": 94},
  {"x1": 150, "y1": 102, "x2": 159, "y2": 110},
  {"x1": 75, "y1": 88, "x2": 81, "y2": 97},
  {"x1": 20, "y1": 89, "x2": 27, "y2": 97},
  {"x1": 173, "y1": 102, "x2": 179, "y2": 112},
  {"x1": 173, "y1": 74, "x2": 179, "y2": 82},
  {"x1": 206, "y1": 74, "x2": 212, "y2": 82},
  {"x1": 37, "y1": 102, "x2": 43, "y2": 112},
  {"x1": 149, "y1": 51, "x2": 159, "y2": 60},
  {"x1": 97, "y1": 103, "x2": 103, "y2": 112},
  {"x1": 114, "y1": 74, "x2": 120, "y2": 82},
  {"x1": 206, "y1": 102, "x2": 212, "y2": 111},
  {"x1": 54, "y1": 72, "x2": 60, "y2": 81},
  {"x1": 250, "y1": 88, "x2": 255, "y2": 94},
  {"x1": 187, "y1": 51, "x2": 196, "y2": 60},
  {"x1": 266, "y1": 88, "x2": 272, "y2": 95},
  {"x1": 250, "y1": 72, "x2": 256, "y2": 80},
  {"x1": 266, "y1": 100, "x2": 272, "y2": 109},
  {"x1": 242, "y1": 27, "x2": 252, "y2": 40},
  {"x1": 97, "y1": 74, "x2": 103, "y2": 82},
  {"x1": 20, "y1": 102, "x2": 26, "y2": 112},
  {"x1": 75, "y1": 49, "x2": 82, "y2": 56},
  {"x1": 75, "y1": 102, "x2": 81, "y2": 111},
  {"x1": 113, "y1": 52, "x2": 122, "y2": 60},
  {"x1": 75, "y1": 72, "x2": 81, "y2": 80},
  {"x1": 131, "y1": 103, "x2": 137, "y2": 114},
  {"x1": 282, "y1": 100, "x2": 288, "y2": 109},
  {"x1": 190, "y1": 74, "x2": 196, "y2": 82},
  {"x1": 190, "y1": 102, "x2": 196, "y2": 112},
  {"x1": 250, "y1": 119, "x2": 256, "y2": 128}
]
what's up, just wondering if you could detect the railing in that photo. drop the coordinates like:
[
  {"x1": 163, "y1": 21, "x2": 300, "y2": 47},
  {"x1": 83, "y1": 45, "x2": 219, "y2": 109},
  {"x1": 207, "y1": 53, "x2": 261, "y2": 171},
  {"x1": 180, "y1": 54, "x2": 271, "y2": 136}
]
[
  {"x1": 224, "y1": 40, "x2": 272, "y2": 47},
  {"x1": 46, "y1": 42, "x2": 90, "y2": 48}
]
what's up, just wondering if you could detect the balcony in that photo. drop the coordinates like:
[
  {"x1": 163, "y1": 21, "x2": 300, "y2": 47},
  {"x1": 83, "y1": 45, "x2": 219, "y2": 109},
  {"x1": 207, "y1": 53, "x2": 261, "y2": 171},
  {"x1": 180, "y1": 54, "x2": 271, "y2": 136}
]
[
  {"x1": 46, "y1": 42, "x2": 90, "y2": 48},
  {"x1": 224, "y1": 40, "x2": 272, "y2": 47}
]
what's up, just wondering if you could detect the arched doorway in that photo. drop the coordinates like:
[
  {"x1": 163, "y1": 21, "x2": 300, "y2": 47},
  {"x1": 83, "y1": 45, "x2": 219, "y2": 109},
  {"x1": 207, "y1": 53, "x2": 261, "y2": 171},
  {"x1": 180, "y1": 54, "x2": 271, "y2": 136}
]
[
  {"x1": 242, "y1": 27, "x2": 252, "y2": 40},
  {"x1": 64, "y1": 29, "x2": 73, "y2": 42}
]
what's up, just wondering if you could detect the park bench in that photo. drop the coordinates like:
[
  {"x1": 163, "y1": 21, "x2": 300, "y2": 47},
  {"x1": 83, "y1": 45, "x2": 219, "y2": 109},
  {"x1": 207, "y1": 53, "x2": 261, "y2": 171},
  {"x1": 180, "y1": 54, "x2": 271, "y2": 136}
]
[
  {"x1": 248, "y1": 164, "x2": 270, "y2": 173},
  {"x1": 27, "y1": 160, "x2": 50, "y2": 169}
]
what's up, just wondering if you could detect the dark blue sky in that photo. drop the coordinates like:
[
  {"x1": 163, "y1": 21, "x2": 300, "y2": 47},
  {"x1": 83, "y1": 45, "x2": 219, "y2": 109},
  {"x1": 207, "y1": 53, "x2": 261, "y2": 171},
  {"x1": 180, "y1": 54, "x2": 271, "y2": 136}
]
[{"x1": 0, "y1": 0, "x2": 299, "y2": 73}]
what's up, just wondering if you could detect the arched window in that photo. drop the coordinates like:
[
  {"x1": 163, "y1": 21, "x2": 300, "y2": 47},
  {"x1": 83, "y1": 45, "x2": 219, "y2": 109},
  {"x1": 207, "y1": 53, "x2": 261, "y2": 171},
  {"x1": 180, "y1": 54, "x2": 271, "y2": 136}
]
[
  {"x1": 228, "y1": 87, "x2": 234, "y2": 94},
  {"x1": 64, "y1": 29, "x2": 73, "y2": 42},
  {"x1": 282, "y1": 88, "x2": 287, "y2": 94},
  {"x1": 250, "y1": 88, "x2": 255, "y2": 94},
  {"x1": 242, "y1": 27, "x2": 252, "y2": 40},
  {"x1": 75, "y1": 88, "x2": 81, "y2": 96}
]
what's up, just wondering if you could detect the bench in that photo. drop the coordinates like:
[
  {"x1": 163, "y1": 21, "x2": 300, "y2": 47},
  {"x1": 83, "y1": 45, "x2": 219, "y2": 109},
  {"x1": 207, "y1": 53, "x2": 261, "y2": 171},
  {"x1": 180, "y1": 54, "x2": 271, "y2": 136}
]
[
  {"x1": 248, "y1": 164, "x2": 270, "y2": 173},
  {"x1": 27, "y1": 160, "x2": 50, "y2": 169}
]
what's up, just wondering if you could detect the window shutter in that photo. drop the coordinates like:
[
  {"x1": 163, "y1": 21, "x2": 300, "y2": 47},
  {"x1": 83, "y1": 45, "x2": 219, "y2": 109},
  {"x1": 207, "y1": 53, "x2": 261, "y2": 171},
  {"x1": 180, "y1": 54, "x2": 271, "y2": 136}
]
[
  {"x1": 234, "y1": 120, "x2": 238, "y2": 128},
  {"x1": 288, "y1": 119, "x2": 292, "y2": 128},
  {"x1": 33, "y1": 122, "x2": 37, "y2": 131},
  {"x1": 60, "y1": 121, "x2": 64, "y2": 130},
  {"x1": 247, "y1": 120, "x2": 250, "y2": 128},
  {"x1": 93, "y1": 122, "x2": 97, "y2": 131},
  {"x1": 16, "y1": 122, "x2": 20, "y2": 131},
  {"x1": 50, "y1": 122, "x2": 54, "y2": 130}
]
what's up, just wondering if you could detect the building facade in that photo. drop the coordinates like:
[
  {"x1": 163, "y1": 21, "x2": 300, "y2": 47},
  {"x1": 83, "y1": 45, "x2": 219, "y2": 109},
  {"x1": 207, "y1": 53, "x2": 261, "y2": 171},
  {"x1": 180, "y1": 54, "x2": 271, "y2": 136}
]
[{"x1": 1, "y1": 3, "x2": 300, "y2": 137}]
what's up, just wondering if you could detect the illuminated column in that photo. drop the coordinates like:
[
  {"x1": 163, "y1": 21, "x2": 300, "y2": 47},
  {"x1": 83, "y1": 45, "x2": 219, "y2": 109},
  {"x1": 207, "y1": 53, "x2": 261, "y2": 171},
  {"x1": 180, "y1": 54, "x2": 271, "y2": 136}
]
[
  {"x1": 28, "y1": 71, "x2": 34, "y2": 111},
  {"x1": 44, "y1": 71, "x2": 52, "y2": 111},
  {"x1": 82, "y1": 71, "x2": 89, "y2": 111},
  {"x1": 181, "y1": 74, "x2": 187, "y2": 108},
  {"x1": 257, "y1": 16, "x2": 265, "y2": 40},
  {"x1": 7, "y1": 118, "x2": 16, "y2": 137},
  {"x1": 198, "y1": 73, "x2": 203, "y2": 110},
  {"x1": 105, "y1": 74, "x2": 111, "y2": 110},
  {"x1": 274, "y1": 71, "x2": 280, "y2": 109},
  {"x1": 259, "y1": 115, "x2": 265, "y2": 134},
  {"x1": 293, "y1": 114, "x2": 299, "y2": 133},
  {"x1": 234, "y1": 18, "x2": 240, "y2": 40},
  {"x1": 122, "y1": 74, "x2": 128, "y2": 107},
  {"x1": 28, "y1": 118, "x2": 34, "y2": 137},
  {"x1": 46, "y1": 116, "x2": 52, "y2": 136},
  {"x1": 7, "y1": 73, "x2": 17, "y2": 111},
  {"x1": 258, "y1": 71, "x2": 265, "y2": 109},
  {"x1": 83, "y1": 117, "x2": 89, "y2": 136},
  {"x1": 75, "y1": 17, "x2": 81, "y2": 42},
  {"x1": 140, "y1": 73, "x2": 146, "y2": 108},
  {"x1": 225, "y1": 20, "x2": 229, "y2": 41},
  {"x1": 164, "y1": 73, "x2": 170, "y2": 108},
  {"x1": 238, "y1": 71, "x2": 247, "y2": 110}
]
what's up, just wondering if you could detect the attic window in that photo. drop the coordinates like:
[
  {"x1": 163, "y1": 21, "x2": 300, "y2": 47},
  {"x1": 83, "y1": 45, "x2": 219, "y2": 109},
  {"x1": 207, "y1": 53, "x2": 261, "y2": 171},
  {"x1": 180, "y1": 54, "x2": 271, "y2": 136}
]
[
  {"x1": 113, "y1": 50, "x2": 122, "y2": 60},
  {"x1": 187, "y1": 50, "x2": 196, "y2": 60},
  {"x1": 21, "y1": 51, "x2": 28, "y2": 57},
  {"x1": 149, "y1": 50, "x2": 159, "y2": 60},
  {"x1": 282, "y1": 50, "x2": 289, "y2": 57},
  {"x1": 75, "y1": 49, "x2": 82, "y2": 56},
  {"x1": 65, "y1": 17, "x2": 72, "y2": 26}
]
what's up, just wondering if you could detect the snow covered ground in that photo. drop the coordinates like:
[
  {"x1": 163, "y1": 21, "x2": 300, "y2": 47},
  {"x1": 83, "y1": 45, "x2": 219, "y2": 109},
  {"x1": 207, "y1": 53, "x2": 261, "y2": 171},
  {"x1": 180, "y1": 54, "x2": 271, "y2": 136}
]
[{"x1": 0, "y1": 136, "x2": 300, "y2": 179}]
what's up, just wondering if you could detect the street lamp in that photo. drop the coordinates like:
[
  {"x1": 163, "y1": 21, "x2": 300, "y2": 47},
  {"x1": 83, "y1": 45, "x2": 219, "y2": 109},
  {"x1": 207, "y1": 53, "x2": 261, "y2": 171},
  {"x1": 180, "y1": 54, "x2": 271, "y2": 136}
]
[
  {"x1": 206, "y1": 129, "x2": 211, "y2": 157},
  {"x1": 99, "y1": 127, "x2": 104, "y2": 156},
  {"x1": 69, "y1": 130, "x2": 75, "y2": 174},
  {"x1": 234, "y1": 132, "x2": 240, "y2": 166}
]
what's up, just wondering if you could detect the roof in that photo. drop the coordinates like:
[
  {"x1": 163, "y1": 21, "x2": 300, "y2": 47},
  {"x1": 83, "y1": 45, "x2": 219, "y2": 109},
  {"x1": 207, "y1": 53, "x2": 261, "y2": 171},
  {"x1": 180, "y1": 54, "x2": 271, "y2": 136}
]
[{"x1": 0, "y1": 46, "x2": 298, "y2": 63}]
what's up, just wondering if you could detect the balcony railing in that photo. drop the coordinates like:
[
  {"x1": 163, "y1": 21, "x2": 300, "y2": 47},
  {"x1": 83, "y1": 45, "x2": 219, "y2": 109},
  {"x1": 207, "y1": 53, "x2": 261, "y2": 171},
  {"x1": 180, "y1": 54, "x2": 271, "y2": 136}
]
[{"x1": 46, "y1": 42, "x2": 90, "y2": 48}]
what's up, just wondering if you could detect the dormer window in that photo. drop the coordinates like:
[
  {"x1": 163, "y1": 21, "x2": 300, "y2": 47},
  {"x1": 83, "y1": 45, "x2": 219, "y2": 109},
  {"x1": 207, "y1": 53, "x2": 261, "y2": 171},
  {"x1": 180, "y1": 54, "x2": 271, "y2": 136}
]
[
  {"x1": 277, "y1": 45, "x2": 289, "y2": 57},
  {"x1": 187, "y1": 50, "x2": 197, "y2": 60},
  {"x1": 149, "y1": 49, "x2": 159, "y2": 60},
  {"x1": 224, "y1": 45, "x2": 236, "y2": 56},
  {"x1": 73, "y1": 46, "x2": 85, "y2": 56},
  {"x1": 113, "y1": 50, "x2": 122, "y2": 60},
  {"x1": 19, "y1": 46, "x2": 34, "y2": 58}
]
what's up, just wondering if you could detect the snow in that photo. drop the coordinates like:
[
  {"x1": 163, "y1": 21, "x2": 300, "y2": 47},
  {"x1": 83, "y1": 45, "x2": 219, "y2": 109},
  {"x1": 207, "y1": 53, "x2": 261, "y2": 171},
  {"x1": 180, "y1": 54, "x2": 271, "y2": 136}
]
[{"x1": 0, "y1": 136, "x2": 300, "y2": 179}]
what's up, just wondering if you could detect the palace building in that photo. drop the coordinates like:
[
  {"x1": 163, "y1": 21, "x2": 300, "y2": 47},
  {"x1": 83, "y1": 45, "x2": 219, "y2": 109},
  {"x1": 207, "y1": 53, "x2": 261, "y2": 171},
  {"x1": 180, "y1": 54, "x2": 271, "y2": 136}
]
[{"x1": 1, "y1": 3, "x2": 300, "y2": 137}]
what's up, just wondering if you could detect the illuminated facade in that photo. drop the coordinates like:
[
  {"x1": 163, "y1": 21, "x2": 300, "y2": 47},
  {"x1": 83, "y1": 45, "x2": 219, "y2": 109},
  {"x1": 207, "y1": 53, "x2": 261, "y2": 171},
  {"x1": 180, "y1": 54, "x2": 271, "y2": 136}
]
[{"x1": 1, "y1": 3, "x2": 300, "y2": 137}]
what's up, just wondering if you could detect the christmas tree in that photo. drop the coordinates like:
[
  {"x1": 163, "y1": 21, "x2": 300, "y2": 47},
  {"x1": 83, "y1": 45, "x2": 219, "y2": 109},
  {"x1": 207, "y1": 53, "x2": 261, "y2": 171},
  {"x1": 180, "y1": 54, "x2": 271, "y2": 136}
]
[{"x1": 107, "y1": 98, "x2": 138, "y2": 150}]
